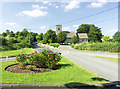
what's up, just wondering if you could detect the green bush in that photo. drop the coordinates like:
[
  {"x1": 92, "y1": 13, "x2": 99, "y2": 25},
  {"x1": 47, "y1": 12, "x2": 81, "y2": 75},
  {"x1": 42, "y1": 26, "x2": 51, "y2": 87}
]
[
  {"x1": 73, "y1": 42, "x2": 119, "y2": 52},
  {"x1": 16, "y1": 49, "x2": 62, "y2": 69},
  {"x1": 71, "y1": 44, "x2": 75, "y2": 48},
  {"x1": 50, "y1": 43, "x2": 60, "y2": 48},
  {"x1": 2, "y1": 43, "x2": 32, "y2": 51}
]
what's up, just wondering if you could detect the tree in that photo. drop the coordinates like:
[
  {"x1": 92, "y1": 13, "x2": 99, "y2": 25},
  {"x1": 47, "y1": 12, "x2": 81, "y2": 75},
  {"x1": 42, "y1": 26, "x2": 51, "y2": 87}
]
[
  {"x1": 77, "y1": 24, "x2": 90, "y2": 33},
  {"x1": 36, "y1": 33, "x2": 43, "y2": 42},
  {"x1": 57, "y1": 31, "x2": 67, "y2": 43},
  {"x1": 9, "y1": 31, "x2": 15, "y2": 37},
  {"x1": 102, "y1": 36, "x2": 110, "y2": 42},
  {"x1": 8, "y1": 37, "x2": 17, "y2": 44},
  {"x1": 2, "y1": 32, "x2": 7, "y2": 37},
  {"x1": 71, "y1": 36, "x2": 79, "y2": 44},
  {"x1": 22, "y1": 28, "x2": 29, "y2": 37},
  {"x1": 88, "y1": 25, "x2": 102, "y2": 42},
  {"x1": 1, "y1": 37, "x2": 8, "y2": 45},
  {"x1": 43, "y1": 29, "x2": 57, "y2": 43},
  {"x1": 112, "y1": 31, "x2": 120, "y2": 42},
  {"x1": 6, "y1": 30, "x2": 10, "y2": 35},
  {"x1": 77, "y1": 24, "x2": 102, "y2": 42}
]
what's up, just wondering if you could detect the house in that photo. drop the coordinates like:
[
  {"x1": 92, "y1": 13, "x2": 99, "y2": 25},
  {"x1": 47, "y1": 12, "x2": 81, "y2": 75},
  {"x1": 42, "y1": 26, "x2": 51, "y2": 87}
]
[{"x1": 56, "y1": 25, "x2": 88, "y2": 43}]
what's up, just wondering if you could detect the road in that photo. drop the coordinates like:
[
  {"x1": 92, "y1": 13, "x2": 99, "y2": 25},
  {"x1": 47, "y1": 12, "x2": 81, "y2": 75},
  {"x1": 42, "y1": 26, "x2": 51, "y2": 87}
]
[
  {"x1": 35, "y1": 47, "x2": 119, "y2": 82},
  {"x1": 0, "y1": 46, "x2": 119, "y2": 82}
]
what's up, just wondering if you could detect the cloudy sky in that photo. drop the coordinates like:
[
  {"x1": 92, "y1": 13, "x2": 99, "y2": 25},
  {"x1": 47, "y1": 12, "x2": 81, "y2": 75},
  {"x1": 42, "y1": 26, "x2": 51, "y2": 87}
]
[{"x1": 0, "y1": 0, "x2": 118, "y2": 38}]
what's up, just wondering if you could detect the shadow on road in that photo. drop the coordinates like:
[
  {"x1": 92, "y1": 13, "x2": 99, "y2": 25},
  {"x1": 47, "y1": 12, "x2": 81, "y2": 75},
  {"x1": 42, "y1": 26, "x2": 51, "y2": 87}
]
[{"x1": 64, "y1": 82, "x2": 119, "y2": 89}]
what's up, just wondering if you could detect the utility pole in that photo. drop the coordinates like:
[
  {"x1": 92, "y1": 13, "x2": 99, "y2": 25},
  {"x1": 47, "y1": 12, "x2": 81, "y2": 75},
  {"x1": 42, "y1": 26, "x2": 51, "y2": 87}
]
[{"x1": 29, "y1": 29, "x2": 31, "y2": 44}]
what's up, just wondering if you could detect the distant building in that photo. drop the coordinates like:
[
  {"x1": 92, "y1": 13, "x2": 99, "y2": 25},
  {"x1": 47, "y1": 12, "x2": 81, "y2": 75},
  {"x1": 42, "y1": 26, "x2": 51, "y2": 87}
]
[{"x1": 56, "y1": 25, "x2": 88, "y2": 43}]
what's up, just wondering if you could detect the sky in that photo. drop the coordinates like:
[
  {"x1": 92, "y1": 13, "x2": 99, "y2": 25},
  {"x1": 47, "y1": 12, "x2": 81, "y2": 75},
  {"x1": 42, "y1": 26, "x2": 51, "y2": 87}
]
[{"x1": 0, "y1": 0, "x2": 118, "y2": 38}]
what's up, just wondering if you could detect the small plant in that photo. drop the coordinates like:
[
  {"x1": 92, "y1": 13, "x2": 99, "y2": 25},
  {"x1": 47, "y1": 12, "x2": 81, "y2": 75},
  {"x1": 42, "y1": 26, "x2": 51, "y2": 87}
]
[
  {"x1": 27, "y1": 65, "x2": 34, "y2": 70},
  {"x1": 50, "y1": 43, "x2": 60, "y2": 48}
]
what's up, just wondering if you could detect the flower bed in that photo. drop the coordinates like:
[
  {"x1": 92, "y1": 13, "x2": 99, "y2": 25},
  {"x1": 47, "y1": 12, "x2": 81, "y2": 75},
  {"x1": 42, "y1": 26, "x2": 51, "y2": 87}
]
[{"x1": 13, "y1": 49, "x2": 62, "y2": 73}]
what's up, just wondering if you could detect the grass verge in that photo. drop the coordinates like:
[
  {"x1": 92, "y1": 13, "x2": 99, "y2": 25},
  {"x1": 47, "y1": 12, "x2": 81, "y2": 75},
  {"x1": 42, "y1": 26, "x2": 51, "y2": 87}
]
[
  {"x1": 95, "y1": 56, "x2": 120, "y2": 62},
  {"x1": 1, "y1": 56, "x2": 110, "y2": 84},
  {"x1": 0, "y1": 48, "x2": 35, "y2": 57}
]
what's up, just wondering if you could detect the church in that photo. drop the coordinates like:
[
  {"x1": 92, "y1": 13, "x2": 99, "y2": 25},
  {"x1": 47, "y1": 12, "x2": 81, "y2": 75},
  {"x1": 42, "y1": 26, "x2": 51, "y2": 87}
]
[{"x1": 56, "y1": 25, "x2": 88, "y2": 43}]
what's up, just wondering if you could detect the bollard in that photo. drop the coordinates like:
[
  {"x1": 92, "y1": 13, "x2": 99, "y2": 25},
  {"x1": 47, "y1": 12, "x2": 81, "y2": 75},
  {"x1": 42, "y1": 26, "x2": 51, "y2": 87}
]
[{"x1": 6, "y1": 56, "x2": 8, "y2": 61}]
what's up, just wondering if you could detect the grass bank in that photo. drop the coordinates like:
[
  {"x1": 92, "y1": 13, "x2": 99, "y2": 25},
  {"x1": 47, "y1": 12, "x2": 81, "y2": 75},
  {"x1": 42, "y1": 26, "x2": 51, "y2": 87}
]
[
  {"x1": 95, "y1": 56, "x2": 120, "y2": 62},
  {"x1": 1, "y1": 56, "x2": 109, "y2": 84},
  {"x1": 0, "y1": 48, "x2": 35, "y2": 57}
]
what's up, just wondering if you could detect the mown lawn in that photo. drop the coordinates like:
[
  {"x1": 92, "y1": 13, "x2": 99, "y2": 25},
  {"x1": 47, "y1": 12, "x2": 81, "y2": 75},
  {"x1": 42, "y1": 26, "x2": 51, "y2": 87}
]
[
  {"x1": 0, "y1": 48, "x2": 35, "y2": 57},
  {"x1": 1, "y1": 56, "x2": 110, "y2": 84},
  {"x1": 95, "y1": 56, "x2": 120, "y2": 62}
]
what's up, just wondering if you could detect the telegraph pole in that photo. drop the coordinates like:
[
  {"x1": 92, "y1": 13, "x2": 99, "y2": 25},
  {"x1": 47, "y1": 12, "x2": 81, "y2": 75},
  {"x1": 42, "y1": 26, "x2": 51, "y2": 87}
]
[{"x1": 29, "y1": 29, "x2": 31, "y2": 44}]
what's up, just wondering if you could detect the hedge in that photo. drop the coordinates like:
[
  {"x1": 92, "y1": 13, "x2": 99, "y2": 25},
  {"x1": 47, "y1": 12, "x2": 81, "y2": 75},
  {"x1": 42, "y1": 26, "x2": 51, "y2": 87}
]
[{"x1": 71, "y1": 42, "x2": 119, "y2": 52}]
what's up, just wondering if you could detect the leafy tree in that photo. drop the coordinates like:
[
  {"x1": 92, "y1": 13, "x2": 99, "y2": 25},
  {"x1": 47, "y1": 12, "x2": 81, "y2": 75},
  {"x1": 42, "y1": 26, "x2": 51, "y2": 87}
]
[
  {"x1": 57, "y1": 31, "x2": 67, "y2": 43},
  {"x1": 103, "y1": 36, "x2": 110, "y2": 42},
  {"x1": 88, "y1": 25, "x2": 102, "y2": 42},
  {"x1": 112, "y1": 31, "x2": 120, "y2": 42},
  {"x1": 77, "y1": 24, "x2": 102, "y2": 42},
  {"x1": 6, "y1": 30, "x2": 10, "y2": 35},
  {"x1": 15, "y1": 31, "x2": 20, "y2": 38},
  {"x1": 2, "y1": 32, "x2": 7, "y2": 37},
  {"x1": 9, "y1": 31, "x2": 15, "y2": 37},
  {"x1": 22, "y1": 28, "x2": 29, "y2": 37},
  {"x1": 71, "y1": 36, "x2": 79, "y2": 44},
  {"x1": 8, "y1": 37, "x2": 17, "y2": 44},
  {"x1": 18, "y1": 32, "x2": 24, "y2": 37},
  {"x1": 43, "y1": 29, "x2": 57, "y2": 43},
  {"x1": 77, "y1": 24, "x2": 90, "y2": 33},
  {"x1": 1, "y1": 37, "x2": 8, "y2": 45},
  {"x1": 17, "y1": 36, "x2": 24, "y2": 43},
  {"x1": 36, "y1": 33, "x2": 43, "y2": 42}
]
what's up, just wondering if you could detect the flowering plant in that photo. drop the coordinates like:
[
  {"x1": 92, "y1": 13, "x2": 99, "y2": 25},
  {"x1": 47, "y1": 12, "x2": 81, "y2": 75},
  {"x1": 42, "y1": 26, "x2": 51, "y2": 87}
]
[{"x1": 16, "y1": 49, "x2": 62, "y2": 69}]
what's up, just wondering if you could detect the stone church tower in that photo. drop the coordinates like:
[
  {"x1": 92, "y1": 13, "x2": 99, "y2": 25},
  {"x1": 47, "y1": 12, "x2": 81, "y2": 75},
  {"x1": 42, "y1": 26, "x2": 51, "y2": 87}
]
[{"x1": 56, "y1": 25, "x2": 62, "y2": 35}]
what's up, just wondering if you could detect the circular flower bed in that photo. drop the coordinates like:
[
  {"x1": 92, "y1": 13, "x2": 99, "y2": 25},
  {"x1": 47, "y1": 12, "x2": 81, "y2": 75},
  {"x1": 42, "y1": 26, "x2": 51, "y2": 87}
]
[
  {"x1": 5, "y1": 64, "x2": 61, "y2": 73},
  {"x1": 5, "y1": 49, "x2": 62, "y2": 73}
]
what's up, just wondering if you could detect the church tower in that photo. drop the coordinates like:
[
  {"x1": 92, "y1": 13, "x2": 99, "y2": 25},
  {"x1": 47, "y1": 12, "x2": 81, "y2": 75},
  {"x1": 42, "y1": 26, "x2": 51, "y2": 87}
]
[{"x1": 56, "y1": 25, "x2": 62, "y2": 35}]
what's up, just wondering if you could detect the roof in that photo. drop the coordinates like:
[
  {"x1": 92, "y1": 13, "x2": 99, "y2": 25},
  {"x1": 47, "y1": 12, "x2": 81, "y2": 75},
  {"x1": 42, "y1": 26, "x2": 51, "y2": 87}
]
[
  {"x1": 63, "y1": 31, "x2": 76, "y2": 38},
  {"x1": 77, "y1": 33, "x2": 88, "y2": 39}
]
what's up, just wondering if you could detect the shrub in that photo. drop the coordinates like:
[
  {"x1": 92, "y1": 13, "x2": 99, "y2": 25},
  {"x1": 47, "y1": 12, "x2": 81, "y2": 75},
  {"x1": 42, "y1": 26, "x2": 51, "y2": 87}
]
[
  {"x1": 16, "y1": 49, "x2": 62, "y2": 69},
  {"x1": 73, "y1": 42, "x2": 119, "y2": 53},
  {"x1": 71, "y1": 44, "x2": 75, "y2": 48},
  {"x1": 50, "y1": 43, "x2": 60, "y2": 48}
]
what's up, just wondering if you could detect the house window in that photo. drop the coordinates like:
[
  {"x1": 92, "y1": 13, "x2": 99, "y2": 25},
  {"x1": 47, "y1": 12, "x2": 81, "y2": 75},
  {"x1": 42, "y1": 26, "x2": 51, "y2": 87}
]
[
  {"x1": 58, "y1": 28, "x2": 60, "y2": 30},
  {"x1": 82, "y1": 39, "x2": 84, "y2": 42}
]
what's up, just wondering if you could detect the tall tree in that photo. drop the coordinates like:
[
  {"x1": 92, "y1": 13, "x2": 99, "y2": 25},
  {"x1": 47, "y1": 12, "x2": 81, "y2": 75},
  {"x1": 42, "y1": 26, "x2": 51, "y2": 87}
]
[
  {"x1": 2, "y1": 32, "x2": 7, "y2": 37},
  {"x1": 43, "y1": 29, "x2": 57, "y2": 43},
  {"x1": 36, "y1": 33, "x2": 43, "y2": 41},
  {"x1": 22, "y1": 28, "x2": 29, "y2": 37},
  {"x1": 77, "y1": 24, "x2": 103, "y2": 42},
  {"x1": 9, "y1": 31, "x2": 15, "y2": 37},
  {"x1": 77, "y1": 24, "x2": 90, "y2": 33},
  {"x1": 88, "y1": 25, "x2": 102, "y2": 42},
  {"x1": 57, "y1": 31, "x2": 67, "y2": 43},
  {"x1": 112, "y1": 31, "x2": 120, "y2": 42},
  {"x1": 6, "y1": 30, "x2": 10, "y2": 35}
]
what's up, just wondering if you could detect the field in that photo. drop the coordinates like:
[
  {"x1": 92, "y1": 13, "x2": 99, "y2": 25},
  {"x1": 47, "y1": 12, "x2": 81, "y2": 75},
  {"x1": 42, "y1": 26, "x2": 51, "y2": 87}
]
[{"x1": 0, "y1": 48, "x2": 35, "y2": 57}]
